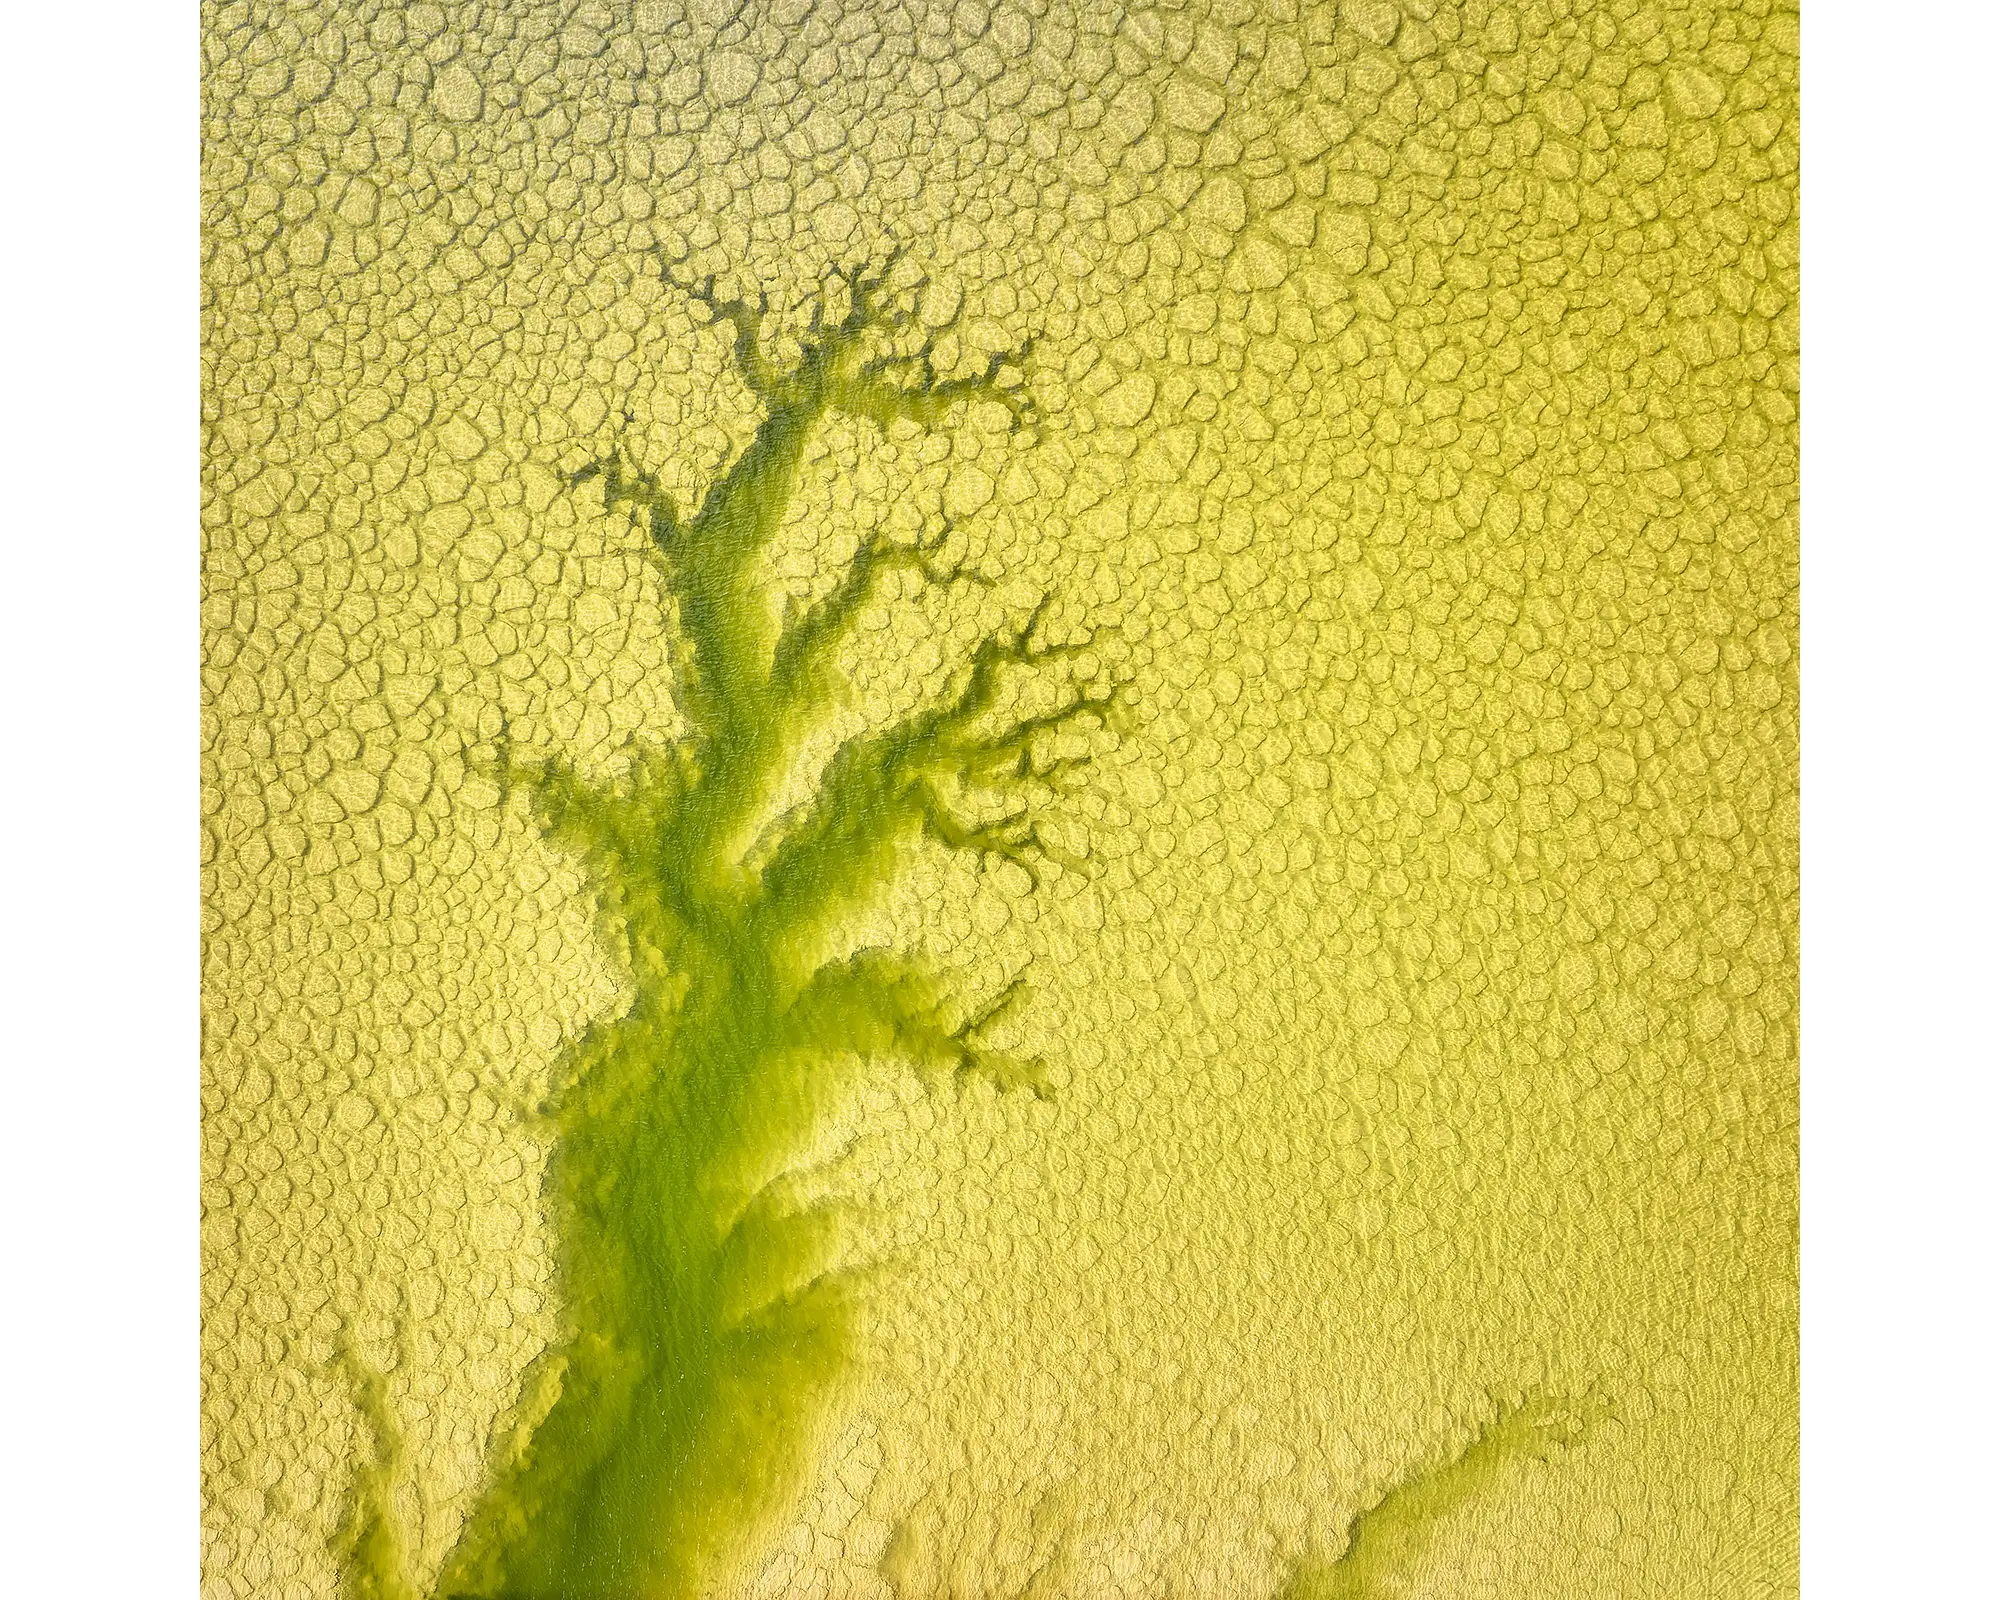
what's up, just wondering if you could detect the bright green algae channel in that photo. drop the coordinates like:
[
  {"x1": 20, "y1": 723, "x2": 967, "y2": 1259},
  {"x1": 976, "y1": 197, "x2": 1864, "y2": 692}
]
[{"x1": 344, "y1": 263, "x2": 1114, "y2": 1600}]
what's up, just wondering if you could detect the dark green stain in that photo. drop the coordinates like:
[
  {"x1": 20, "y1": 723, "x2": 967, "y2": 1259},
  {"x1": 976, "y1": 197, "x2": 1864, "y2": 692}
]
[{"x1": 345, "y1": 260, "x2": 1120, "y2": 1600}]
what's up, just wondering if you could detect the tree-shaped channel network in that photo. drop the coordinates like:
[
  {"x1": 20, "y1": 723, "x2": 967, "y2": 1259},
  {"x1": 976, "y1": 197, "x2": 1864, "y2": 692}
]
[
  {"x1": 342, "y1": 256, "x2": 1126, "y2": 1600},
  {"x1": 339, "y1": 255, "x2": 1598, "y2": 1600}
]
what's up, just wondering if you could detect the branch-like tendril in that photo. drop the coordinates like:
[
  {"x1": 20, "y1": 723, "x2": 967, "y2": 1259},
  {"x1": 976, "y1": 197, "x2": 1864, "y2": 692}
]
[
  {"x1": 782, "y1": 949, "x2": 1048, "y2": 1099},
  {"x1": 432, "y1": 250, "x2": 1122, "y2": 1600},
  {"x1": 573, "y1": 446, "x2": 681, "y2": 555}
]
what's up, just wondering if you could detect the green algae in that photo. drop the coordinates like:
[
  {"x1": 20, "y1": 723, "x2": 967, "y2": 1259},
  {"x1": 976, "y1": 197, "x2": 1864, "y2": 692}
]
[
  {"x1": 1276, "y1": 1392, "x2": 1606, "y2": 1600},
  {"x1": 335, "y1": 1340, "x2": 420, "y2": 1600},
  {"x1": 861, "y1": 1392, "x2": 1603, "y2": 1600},
  {"x1": 344, "y1": 259, "x2": 1119, "y2": 1600}
]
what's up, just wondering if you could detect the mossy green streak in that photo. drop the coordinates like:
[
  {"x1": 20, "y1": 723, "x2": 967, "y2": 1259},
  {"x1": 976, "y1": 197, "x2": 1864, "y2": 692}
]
[
  {"x1": 1276, "y1": 1393, "x2": 1605, "y2": 1600},
  {"x1": 339, "y1": 260, "x2": 1117, "y2": 1600}
]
